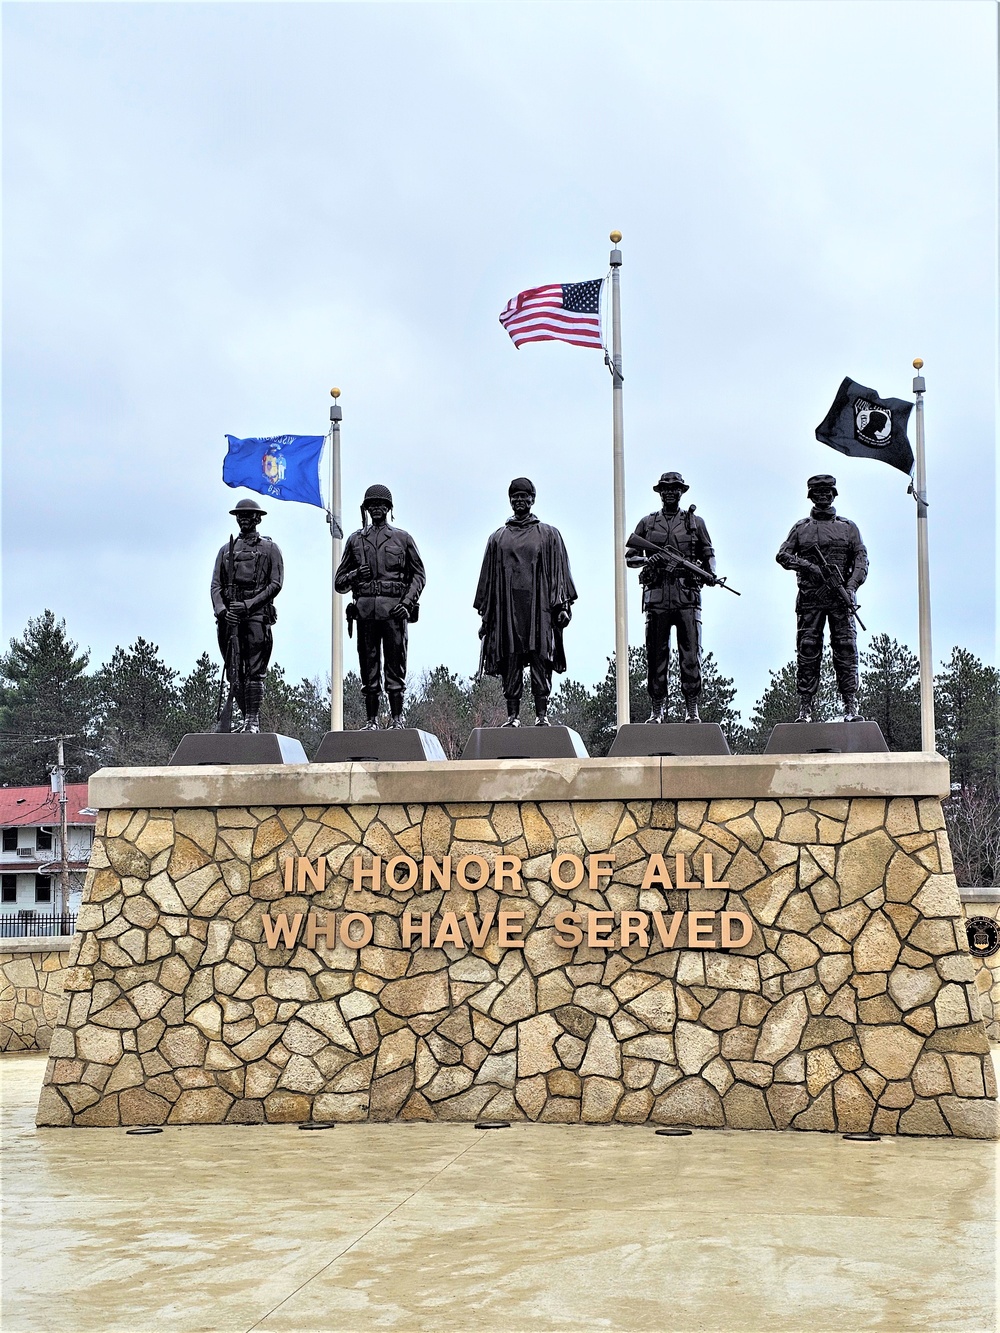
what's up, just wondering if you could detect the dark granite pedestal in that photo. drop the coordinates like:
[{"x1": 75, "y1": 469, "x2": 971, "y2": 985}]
[
  {"x1": 460, "y1": 727, "x2": 589, "y2": 760},
  {"x1": 608, "y1": 723, "x2": 731, "y2": 758},
  {"x1": 764, "y1": 721, "x2": 888, "y2": 755},
  {"x1": 169, "y1": 733, "x2": 308, "y2": 765},
  {"x1": 313, "y1": 729, "x2": 447, "y2": 763}
]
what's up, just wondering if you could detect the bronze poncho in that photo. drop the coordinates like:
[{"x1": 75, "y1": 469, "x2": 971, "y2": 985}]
[{"x1": 474, "y1": 514, "x2": 577, "y2": 676}]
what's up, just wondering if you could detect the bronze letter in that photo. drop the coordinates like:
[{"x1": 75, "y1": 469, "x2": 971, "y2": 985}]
[
  {"x1": 553, "y1": 911, "x2": 583, "y2": 947},
  {"x1": 352, "y1": 855, "x2": 382, "y2": 894},
  {"x1": 587, "y1": 911, "x2": 616, "y2": 947},
  {"x1": 402, "y1": 912, "x2": 432, "y2": 947},
  {"x1": 498, "y1": 911, "x2": 526, "y2": 947},
  {"x1": 722, "y1": 912, "x2": 752, "y2": 947}
]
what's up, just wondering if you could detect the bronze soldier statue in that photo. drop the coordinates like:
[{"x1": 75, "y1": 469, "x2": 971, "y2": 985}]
[
  {"x1": 626, "y1": 472, "x2": 716, "y2": 723},
  {"x1": 211, "y1": 498, "x2": 284, "y2": 733},
  {"x1": 335, "y1": 484, "x2": 426, "y2": 729},
  {"x1": 776, "y1": 474, "x2": 869, "y2": 722},
  {"x1": 475, "y1": 477, "x2": 577, "y2": 727}
]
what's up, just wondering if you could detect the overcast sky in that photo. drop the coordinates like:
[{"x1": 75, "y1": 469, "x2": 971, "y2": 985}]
[{"x1": 3, "y1": 1, "x2": 996, "y2": 722}]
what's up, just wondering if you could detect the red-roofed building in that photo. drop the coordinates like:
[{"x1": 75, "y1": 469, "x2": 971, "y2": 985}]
[{"x1": 1, "y1": 782, "x2": 95, "y2": 929}]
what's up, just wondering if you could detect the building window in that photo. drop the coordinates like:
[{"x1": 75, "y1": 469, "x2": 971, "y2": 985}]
[
  {"x1": 1, "y1": 875, "x2": 16, "y2": 903},
  {"x1": 36, "y1": 829, "x2": 52, "y2": 851},
  {"x1": 34, "y1": 876, "x2": 51, "y2": 904},
  {"x1": 2, "y1": 829, "x2": 16, "y2": 852}
]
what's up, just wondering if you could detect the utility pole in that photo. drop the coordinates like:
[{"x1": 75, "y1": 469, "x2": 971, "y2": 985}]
[
  {"x1": 33, "y1": 734, "x2": 76, "y2": 919},
  {"x1": 56, "y1": 737, "x2": 70, "y2": 920}
]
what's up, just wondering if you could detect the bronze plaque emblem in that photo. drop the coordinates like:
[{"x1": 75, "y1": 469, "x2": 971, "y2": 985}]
[{"x1": 965, "y1": 915, "x2": 1000, "y2": 959}]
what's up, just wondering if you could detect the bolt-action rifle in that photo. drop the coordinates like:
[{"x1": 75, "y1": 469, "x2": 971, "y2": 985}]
[
  {"x1": 812, "y1": 545, "x2": 866, "y2": 631},
  {"x1": 215, "y1": 537, "x2": 242, "y2": 733},
  {"x1": 625, "y1": 533, "x2": 741, "y2": 596}
]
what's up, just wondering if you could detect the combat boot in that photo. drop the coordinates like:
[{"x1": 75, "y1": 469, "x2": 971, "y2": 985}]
[
  {"x1": 362, "y1": 694, "x2": 381, "y2": 730},
  {"x1": 388, "y1": 691, "x2": 405, "y2": 729},
  {"x1": 242, "y1": 681, "x2": 263, "y2": 733},
  {"x1": 842, "y1": 695, "x2": 862, "y2": 722},
  {"x1": 795, "y1": 695, "x2": 814, "y2": 723},
  {"x1": 534, "y1": 710, "x2": 551, "y2": 726},
  {"x1": 645, "y1": 699, "x2": 666, "y2": 724},
  {"x1": 501, "y1": 705, "x2": 521, "y2": 727},
  {"x1": 683, "y1": 695, "x2": 701, "y2": 724}
]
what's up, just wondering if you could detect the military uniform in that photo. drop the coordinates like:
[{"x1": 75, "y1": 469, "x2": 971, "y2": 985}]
[
  {"x1": 211, "y1": 503, "x2": 284, "y2": 729},
  {"x1": 627, "y1": 474, "x2": 716, "y2": 715},
  {"x1": 776, "y1": 475, "x2": 868, "y2": 711},
  {"x1": 335, "y1": 491, "x2": 425, "y2": 724}
]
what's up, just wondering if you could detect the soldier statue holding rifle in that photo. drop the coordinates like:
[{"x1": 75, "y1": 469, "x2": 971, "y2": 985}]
[
  {"x1": 335, "y1": 484, "x2": 426, "y2": 730},
  {"x1": 776, "y1": 473, "x2": 869, "y2": 723},
  {"x1": 626, "y1": 471, "x2": 738, "y2": 724},
  {"x1": 211, "y1": 498, "x2": 284, "y2": 733}
]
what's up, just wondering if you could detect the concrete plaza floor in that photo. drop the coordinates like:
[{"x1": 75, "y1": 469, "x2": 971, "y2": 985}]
[{"x1": 2, "y1": 1052, "x2": 997, "y2": 1333}]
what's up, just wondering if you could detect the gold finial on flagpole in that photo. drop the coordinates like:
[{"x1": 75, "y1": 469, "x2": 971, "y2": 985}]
[
  {"x1": 330, "y1": 387, "x2": 341, "y2": 399},
  {"x1": 912, "y1": 358, "x2": 923, "y2": 370},
  {"x1": 610, "y1": 230, "x2": 622, "y2": 244}
]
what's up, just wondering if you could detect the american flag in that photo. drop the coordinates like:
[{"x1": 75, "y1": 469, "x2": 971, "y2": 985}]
[{"x1": 499, "y1": 278, "x2": 604, "y2": 350}]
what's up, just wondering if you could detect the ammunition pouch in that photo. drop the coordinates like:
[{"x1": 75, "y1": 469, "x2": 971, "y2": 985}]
[{"x1": 354, "y1": 579, "x2": 407, "y2": 596}]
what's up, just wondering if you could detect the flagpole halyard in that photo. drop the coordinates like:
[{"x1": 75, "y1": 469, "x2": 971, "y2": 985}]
[
  {"x1": 911, "y1": 360, "x2": 935, "y2": 752},
  {"x1": 329, "y1": 389, "x2": 344, "y2": 731},
  {"x1": 609, "y1": 231, "x2": 629, "y2": 729}
]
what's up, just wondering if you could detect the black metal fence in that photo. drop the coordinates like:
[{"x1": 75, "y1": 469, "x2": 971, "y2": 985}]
[{"x1": 0, "y1": 914, "x2": 77, "y2": 939}]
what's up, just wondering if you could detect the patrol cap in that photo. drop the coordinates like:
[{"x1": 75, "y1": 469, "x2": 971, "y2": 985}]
[
  {"x1": 362, "y1": 484, "x2": 393, "y2": 508},
  {"x1": 806, "y1": 474, "x2": 838, "y2": 495},
  {"x1": 229, "y1": 497, "x2": 267, "y2": 516},
  {"x1": 509, "y1": 477, "x2": 536, "y2": 497},
  {"x1": 653, "y1": 471, "x2": 689, "y2": 493}
]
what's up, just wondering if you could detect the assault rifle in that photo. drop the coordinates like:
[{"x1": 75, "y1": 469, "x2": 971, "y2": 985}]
[
  {"x1": 812, "y1": 545, "x2": 866, "y2": 631},
  {"x1": 625, "y1": 532, "x2": 741, "y2": 596}
]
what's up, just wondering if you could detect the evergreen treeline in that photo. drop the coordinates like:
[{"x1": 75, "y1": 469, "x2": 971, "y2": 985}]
[{"x1": 2, "y1": 610, "x2": 997, "y2": 884}]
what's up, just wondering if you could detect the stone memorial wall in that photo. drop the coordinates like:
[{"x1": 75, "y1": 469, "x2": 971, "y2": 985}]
[
  {"x1": 1, "y1": 940, "x2": 73, "y2": 1051},
  {"x1": 36, "y1": 756, "x2": 997, "y2": 1137}
]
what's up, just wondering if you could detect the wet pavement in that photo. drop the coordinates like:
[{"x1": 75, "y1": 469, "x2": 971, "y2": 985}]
[{"x1": 2, "y1": 1051, "x2": 996, "y2": 1332}]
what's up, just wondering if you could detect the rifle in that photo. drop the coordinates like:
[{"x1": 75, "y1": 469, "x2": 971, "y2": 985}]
[
  {"x1": 625, "y1": 532, "x2": 741, "y2": 596},
  {"x1": 812, "y1": 545, "x2": 867, "y2": 631},
  {"x1": 214, "y1": 538, "x2": 241, "y2": 733}
]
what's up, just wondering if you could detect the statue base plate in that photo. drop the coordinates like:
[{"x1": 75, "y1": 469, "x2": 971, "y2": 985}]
[
  {"x1": 764, "y1": 721, "x2": 888, "y2": 755},
  {"x1": 313, "y1": 729, "x2": 447, "y2": 763},
  {"x1": 608, "y1": 723, "x2": 731, "y2": 758},
  {"x1": 461, "y1": 726, "x2": 589, "y2": 760},
  {"x1": 169, "y1": 733, "x2": 308, "y2": 765}
]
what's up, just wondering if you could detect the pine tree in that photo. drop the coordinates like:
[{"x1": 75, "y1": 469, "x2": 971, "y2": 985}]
[
  {"x1": 741, "y1": 658, "x2": 840, "y2": 752},
  {"x1": 0, "y1": 611, "x2": 97, "y2": 783},
  {"x1": 97, "y1": 638, "x2": 179, "y2": 767},
  {"x1": 935, "y1": 648, "x2": 1000, "y2": 789},
  {"x1": 171, "y1": 652, "x2": 221, "y2": 741},
  {"x1": 406, "y1": 667, "x2": 473, "y2": 758},
  {"x1": 342, "y1": 671, "x2": 367, "y2": 731},
  {"x1": 259, "y1": 665, "x2": 330, "y2": 754},
  {"x1": 858, "y1": 634, "x2": 920, "y2": 751}
]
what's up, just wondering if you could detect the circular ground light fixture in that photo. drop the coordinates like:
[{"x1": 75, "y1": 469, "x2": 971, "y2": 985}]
[
  {"x1": 842, "y1": 1132, "x2": 881, "y2": 1141},
  {"x1": 475, "y1": 1121, "x2": 511, "y2": 1130},
  {"x1": 126, "y1": 1127, "x2": 164, "y2": 1135},
  {"x1": 655, "y1": 1127, "x2": 693, "y2": 1137},
  {"x1": 298, "y1": 1121, "x2": 337, "y2": 1131}
]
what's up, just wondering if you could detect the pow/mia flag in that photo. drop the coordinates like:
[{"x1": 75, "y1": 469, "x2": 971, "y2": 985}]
[{"x1": 815, "y1": 377, "x2": 914, "y2": 475}]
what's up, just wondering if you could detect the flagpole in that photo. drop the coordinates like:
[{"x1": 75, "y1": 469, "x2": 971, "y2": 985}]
[
  {"x1": 609, "y1": 230, "x2": 629, "y2": 730},
  {"x1": 329, "y1": 388, "x2": 344, "y2": 731},
  {"x1": 911, "y1": 358, "x2": 935, "y2": 751}
]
